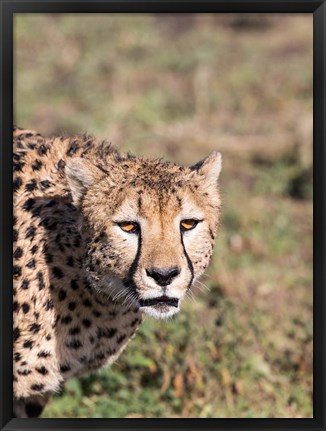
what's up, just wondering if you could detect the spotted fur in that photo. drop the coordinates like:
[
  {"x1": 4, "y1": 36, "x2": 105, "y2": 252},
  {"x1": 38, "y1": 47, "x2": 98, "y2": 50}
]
[{"x1": 13, "y1": 125, "x2": 222, "y2": 417}]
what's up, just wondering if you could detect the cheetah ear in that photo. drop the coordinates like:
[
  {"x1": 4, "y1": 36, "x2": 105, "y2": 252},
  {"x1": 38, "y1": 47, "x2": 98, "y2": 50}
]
[
  {"x1": 65, "y1": 158, "x2": 104, "y2": 206},
  {"x1": 191, "y1": 151, "x2": 222, "y2": 184}
]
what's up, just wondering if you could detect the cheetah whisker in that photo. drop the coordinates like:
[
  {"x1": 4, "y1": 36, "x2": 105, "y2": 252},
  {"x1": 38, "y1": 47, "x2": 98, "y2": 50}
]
[
  {"x1": 195, "y1": 280, "x2": 211, "y2": 292},
  {"x1": 186, "y1": 289, "x2": 197, "y2": 304},
  {"x1": 111, "y1": 289, "x2": 128, "y2": 302}
]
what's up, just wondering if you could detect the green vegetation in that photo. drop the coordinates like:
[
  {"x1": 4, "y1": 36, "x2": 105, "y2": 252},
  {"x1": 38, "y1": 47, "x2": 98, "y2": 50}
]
[{"x1": 14, "y1": 13, "x2": 312, "y2": 418}]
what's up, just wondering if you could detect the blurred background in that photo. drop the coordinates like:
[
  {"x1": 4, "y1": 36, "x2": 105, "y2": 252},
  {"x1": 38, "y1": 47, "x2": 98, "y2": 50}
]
[{"x1": 14, "y1": 13, "x2": 312, "y2": 418}]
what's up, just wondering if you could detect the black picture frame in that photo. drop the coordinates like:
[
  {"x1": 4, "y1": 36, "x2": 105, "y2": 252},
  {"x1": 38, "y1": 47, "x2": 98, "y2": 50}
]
[{"x1": 1, "y1": 1, "x2": 325, "y2": 430}]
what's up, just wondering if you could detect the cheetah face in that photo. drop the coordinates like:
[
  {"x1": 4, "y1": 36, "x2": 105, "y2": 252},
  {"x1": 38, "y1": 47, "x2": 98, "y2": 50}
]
[{"x1": 65, "y1": 152, "x2": 222, "y2": 319}]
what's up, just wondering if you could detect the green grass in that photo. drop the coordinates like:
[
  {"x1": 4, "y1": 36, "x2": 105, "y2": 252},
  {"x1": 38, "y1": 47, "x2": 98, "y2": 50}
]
[{"x1": 14, "y1": 13, "x2": 312, "y2": 418}]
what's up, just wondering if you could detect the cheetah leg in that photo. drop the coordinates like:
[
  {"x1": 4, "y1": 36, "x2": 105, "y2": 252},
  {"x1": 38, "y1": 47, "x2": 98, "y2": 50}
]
[{"x1": 13, "y1": 393, "x2": 50, "y2": 418}]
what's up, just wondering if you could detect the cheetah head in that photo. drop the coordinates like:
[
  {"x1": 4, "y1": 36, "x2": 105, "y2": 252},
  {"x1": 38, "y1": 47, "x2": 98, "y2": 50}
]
[{"x1": 65, "y1": 151, "x2": 222, "y2": 319}]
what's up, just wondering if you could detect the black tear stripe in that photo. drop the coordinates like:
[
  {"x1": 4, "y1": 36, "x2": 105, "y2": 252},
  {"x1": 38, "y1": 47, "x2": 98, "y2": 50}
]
[
  {"x1": 180, "y1": 233, "x2": 194, "y2": 290},
  {"x1": 122, "y1": 231, "x2": 142, "y2": 300}
]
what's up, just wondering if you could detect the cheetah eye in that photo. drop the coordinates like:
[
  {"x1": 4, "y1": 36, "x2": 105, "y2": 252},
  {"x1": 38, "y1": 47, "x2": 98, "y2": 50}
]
[
  {"x1": 117, "y1": 221, "x2": 140, "y2": 234},
  {"x1": 180, "y1": 219, "x2": 201, "y2": 232}
]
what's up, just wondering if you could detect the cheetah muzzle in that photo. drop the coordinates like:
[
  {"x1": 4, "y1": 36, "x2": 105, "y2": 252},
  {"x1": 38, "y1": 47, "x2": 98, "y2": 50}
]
[{"x1": 13, "y1": 126, "x2": 222, "y2": 417}]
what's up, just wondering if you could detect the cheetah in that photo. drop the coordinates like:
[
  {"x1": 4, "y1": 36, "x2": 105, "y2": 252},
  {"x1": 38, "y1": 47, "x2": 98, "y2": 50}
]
[{"x1": 13, "y1": 125, "x2": 222, "y2": 417}]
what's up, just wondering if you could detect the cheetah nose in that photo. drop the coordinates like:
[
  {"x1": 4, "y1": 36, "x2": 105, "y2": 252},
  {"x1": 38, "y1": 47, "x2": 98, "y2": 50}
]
[{"x1": 146, "y1": 266, "x2": 180, "y2": 287}]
